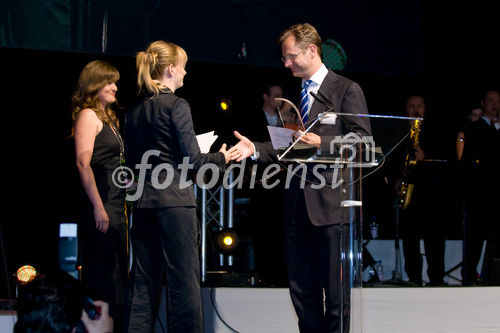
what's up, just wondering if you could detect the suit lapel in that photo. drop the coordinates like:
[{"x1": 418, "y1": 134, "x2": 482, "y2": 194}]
[{"x1": 309, "y1": 70, "x2": 338, "y2": 120}]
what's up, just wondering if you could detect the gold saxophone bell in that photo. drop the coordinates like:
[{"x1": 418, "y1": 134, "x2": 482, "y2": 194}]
[
  {"x1": 398, "y1": 119, "x2": 421, "y2": 210},
  {"x1": 399, "y1": 181, "x2": 414, "y2": 210}
]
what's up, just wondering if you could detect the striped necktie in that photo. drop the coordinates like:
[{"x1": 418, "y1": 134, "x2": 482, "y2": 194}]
[{"x1": 300, "y1": 79, "x2": 312, "y2": 123}]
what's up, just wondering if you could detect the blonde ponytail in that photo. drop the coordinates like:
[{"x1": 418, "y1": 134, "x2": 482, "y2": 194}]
[{"x1": 136, "y1": 40, "x2": 188, "y2": 97}]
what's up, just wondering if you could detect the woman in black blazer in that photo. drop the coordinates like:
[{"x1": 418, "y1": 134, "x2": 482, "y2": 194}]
[{"x1": 124, "y1": 41, "x2": 230, "y2": 333}]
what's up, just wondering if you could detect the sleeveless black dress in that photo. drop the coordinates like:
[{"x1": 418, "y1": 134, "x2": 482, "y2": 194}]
[{"x1": 79, "y1": 123, "x2": 127, "y2": 328}]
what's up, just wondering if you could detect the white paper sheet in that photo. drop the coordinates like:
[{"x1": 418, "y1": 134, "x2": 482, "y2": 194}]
[
  {"x1": 267, "y1": 126, "x2": 296, "y2": 150},
  {"x1": 196, "y1": 131, "x2": 218, "y2": 153}
]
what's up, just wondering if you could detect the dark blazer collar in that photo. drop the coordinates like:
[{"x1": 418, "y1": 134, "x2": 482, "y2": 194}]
[
  {"x1": 144, "y1": 87, "x2": 172, "y2": 98},
  {"x1": 158, "y1": 87, "x2": 173, "y2": 95},
  {"x1": 309, "y1": 69, "x2": 337, "y2": 119}
]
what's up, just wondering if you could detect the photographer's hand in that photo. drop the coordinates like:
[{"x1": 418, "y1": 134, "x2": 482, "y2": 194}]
[{"x1": 81, "y1": 300, "x2": 113, "y2": 333}]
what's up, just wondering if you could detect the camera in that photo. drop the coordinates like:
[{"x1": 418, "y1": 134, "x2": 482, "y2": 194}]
[
  {"x1": 82, "y1": 296, "x2": 100, "y2": 319},
  {"x1": 75, "y1": 296, "x2": 101, "y2": 333}
]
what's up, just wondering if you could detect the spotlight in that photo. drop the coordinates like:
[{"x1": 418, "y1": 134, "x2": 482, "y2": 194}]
[
  {"x1": 215, "y1": 228, "x2": 239, "y2": 254},
  {"x1": 16, "y1": 265, "x2": 37, "y2": 284},
  {"x1": 218, "y1": 98, "x2": 232, "y2": 112}
]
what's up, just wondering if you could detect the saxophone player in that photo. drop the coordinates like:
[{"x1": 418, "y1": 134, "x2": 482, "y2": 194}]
[{"x1": 392, "y1": 95, "x2": 448, "y2": 286}]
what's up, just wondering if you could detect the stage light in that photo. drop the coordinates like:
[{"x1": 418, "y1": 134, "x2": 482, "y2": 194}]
[
  {"x1": 218, "y1": 98, "x2": 232, "y2": 112},
  {"x1": 223, "y1": 235, "x2": 234, "y2": 246},
  {"x1": 16, "y1": 265, "x2": 37, "y2": 284},
  {"x1": 216, "y1": 228, "x2": 239, "y2": 254}
]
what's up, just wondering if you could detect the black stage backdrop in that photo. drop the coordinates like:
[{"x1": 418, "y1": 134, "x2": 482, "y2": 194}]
[{"x1": 2, "y1": 0, "x2": 422, "y2": 75}]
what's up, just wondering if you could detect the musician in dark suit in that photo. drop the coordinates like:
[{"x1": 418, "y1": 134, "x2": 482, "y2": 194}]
[
  {"x1": 123, "y1": 40, "x2": 230, "y2": 333},
  {"x1": 460, "y1": 89, "x2": 499, "y2": 285},
  {"x1": 230, "y1": 23, "x2": 371, "y2": 333},
  {"x1": 394, "y1": 95, "x2": 447, "y2": 286}
]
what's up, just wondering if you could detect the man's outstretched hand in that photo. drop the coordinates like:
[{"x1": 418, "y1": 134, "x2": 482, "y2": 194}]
[{"x1": 228, "y1": 131, "x2": 255, "y2": 162}]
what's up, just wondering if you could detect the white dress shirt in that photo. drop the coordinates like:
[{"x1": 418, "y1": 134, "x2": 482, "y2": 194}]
[{"x1": 301, "y1": 64, "x2": 328, "y2": 113}]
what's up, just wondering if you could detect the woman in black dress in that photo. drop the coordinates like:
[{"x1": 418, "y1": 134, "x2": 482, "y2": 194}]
[{"x1": 72, "y1": 60, "x2": 128, "y2": 331}]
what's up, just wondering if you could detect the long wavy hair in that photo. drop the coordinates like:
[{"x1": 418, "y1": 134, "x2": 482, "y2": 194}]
[
  {"x1": 71, "y1": 60, "x2": 120, "y2": 135},
  {"x1": 136, "y1": 40, "x2": 187, "y2": 97}
]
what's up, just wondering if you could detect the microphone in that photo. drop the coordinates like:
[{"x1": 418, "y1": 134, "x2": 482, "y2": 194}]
[
  {"x1": 309, "y1": 91, "x2": 334, "y2": 110},
  {"x1": 317, "y1": 91, "x2": 333, "y2": 108},
  {"x1": 309, "y1": 91, "x2": 329, "y2": 106},
  {"x1": 308, "y1": 91, "x2": 336, "y2": 125},
  {"x1": 318, "y1": 90, "x2": 333, "y2": 105}
]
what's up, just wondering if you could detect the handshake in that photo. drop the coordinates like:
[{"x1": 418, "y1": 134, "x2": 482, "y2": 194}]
[{"x1": 219, "y1": 130, "x2": 322, "y2": 164}]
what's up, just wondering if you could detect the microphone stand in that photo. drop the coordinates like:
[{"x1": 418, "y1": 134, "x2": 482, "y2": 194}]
[
  {"x1": 311, "y1": 91, "x2": 423, "y2": 121},
  {"x1": 389, "y1": 199, "x2": 409, "y2": 285}
]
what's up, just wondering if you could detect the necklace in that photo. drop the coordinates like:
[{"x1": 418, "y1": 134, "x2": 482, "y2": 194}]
[{"x1": 110, "y1": 123, "x2": 126, "y2": 181}]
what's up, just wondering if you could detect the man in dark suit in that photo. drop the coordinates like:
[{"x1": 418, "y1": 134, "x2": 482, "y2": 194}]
[
  {"x1": 230, "y1": 23, "x2": 371, "y2": 333},
  {"x1": 251, "y1": 84, "x2": 285, "y2": 141},
  {"x1": 460, "y1": 89, "x2": 499, "y2": 285},
  {"x1": 245, "y1": 83, "x2": 289, "y2": 286},
  {"x1": 391, "y1": 95, "x2": 447, "y2": 286}
]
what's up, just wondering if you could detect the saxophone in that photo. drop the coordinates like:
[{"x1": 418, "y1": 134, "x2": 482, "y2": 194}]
[{"x1": 398, "y1": 119, "x2": 422, "y2": 210}]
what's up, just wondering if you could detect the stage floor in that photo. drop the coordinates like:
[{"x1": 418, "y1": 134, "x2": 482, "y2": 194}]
[
  {"x1": 201, "y1": 287, "x2": 500, "y2": 332},
  {"x1": 3, "y1": 287, "x2": 499, "y2": 332}
]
